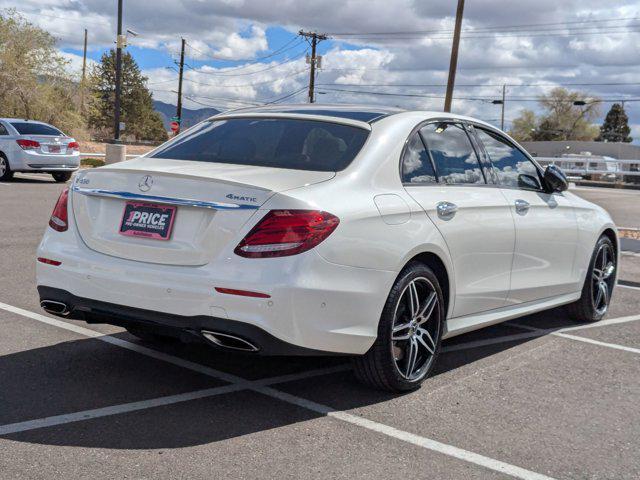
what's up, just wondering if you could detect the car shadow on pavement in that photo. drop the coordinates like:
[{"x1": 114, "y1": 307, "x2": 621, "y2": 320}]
[
  {"x1": 0, "y1": 307, "x2": 582, "y2": 450},
  {"x1": 4, "y1": 176, "x2": 56, "y2": 184}
]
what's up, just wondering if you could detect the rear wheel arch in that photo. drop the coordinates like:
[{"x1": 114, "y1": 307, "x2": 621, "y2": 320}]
[
  {"x1": 601, "y1": 228, "x2": 618, "y2": 257},
  {"x1": 402, "y1": 252, "x2": 451, "y2": 318}
]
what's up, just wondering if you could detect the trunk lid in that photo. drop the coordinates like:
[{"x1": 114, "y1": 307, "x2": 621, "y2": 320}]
[
  {"x1": 71, "y1": 158, "x2": 334, "y2": 266},
  {"x1": 24, "y1": 135, "x2": 74, "y2": 155}
]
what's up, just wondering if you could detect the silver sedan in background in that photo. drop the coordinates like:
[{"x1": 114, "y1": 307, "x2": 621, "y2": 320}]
[{"x1": 0, "y1": 118, "x2": 80, "y2": 182}]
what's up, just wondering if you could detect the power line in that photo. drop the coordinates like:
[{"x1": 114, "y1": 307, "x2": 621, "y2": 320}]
[
  {"x1": 12, "y1": 9, "x2": 112, "y2": 27},
  {"x1": 332, "y1": 27, "x2": 640, "y2": 41},
  {"x1": 183, "y1": 47, "x2": 308, "y2": 77},
  {"x1": 265, "y1": 87, "x2": 309, "y2": 104},
  {"x1": 316, "y1": 81, "x2": 640, "y2": 88},
  {"x1": 185, "y1": 35, "x2": 303, "y2": 63},
  {"x1": 178, "y1": 68, "x2": 308, "y2": 88},
  {"x1": 319, "y1": 87, "x2": 640, "y2": 103},
  {"x1": 327, "y1": 16, "x2": 640, "y2": 36}
]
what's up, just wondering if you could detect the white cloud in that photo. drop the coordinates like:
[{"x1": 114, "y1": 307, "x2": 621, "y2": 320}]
[{"x1": 58, "y1": 50, "x2": 97, "y2": 77}]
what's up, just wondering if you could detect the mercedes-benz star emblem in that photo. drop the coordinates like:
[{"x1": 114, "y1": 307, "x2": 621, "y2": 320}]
[{"x1": 138, "y1": 175, "x2": 153, "y2": 192}]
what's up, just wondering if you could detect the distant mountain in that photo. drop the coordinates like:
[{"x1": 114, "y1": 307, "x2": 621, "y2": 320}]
[{"x1": 153, "y1": 100, "x2": 219, "y2": 130}]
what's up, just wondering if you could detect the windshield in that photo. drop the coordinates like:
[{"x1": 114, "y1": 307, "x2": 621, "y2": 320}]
[
  {"x1": 10, "y1": 122, "x2": 64, "y2": 136},
  {"x1": 150, "y1": 117, "x2": 369, "y2": 172}
]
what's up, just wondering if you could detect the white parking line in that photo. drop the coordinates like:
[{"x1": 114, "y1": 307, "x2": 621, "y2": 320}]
[
  {"x1": 0, "y1": 300, "x2": 557, "y2": 480},
  {"x1": 442, "y1": 313, "x2": 640, "y2": 354},
  {"x1": 620, "y1": 284, "x2": 640, "y2": 292},
  {"x1": 0, "y1": 384, "x2": 243, "y2": 435},
  {"x1": 0, "y1": 365, "x2": 349, "y2": 436},
  {"x1": 510, "y1": 317, "x2": 640, "y2": 355}
]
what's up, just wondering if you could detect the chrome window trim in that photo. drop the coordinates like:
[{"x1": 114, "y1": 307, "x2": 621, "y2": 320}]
[{"x1": 71, "y1": 186, "x2": 260, "y2": 210}]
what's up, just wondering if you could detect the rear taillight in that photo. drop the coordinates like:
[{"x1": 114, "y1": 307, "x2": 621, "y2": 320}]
[
  {"x1": 49, "y1": 187, "x2": 69, "y2": 232},
  {"x1": 67, "y1": 141, "x2": 79, "y2": 152},
  {"x1": 16, "y1": 139, "x2": 40, "y2": 150},
  {"x1": 234, "y1": 210, "x2": 339, "y2": 258}
]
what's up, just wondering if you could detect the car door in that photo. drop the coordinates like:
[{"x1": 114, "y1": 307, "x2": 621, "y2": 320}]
[
  {"x1": 473, "y1": 127, "x2": 579, "y2": 304},
  {"x1": 402, "y1": 121, "x2": 515, "y2": 318}
]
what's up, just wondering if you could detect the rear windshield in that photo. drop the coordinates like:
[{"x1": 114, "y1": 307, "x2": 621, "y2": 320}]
[
  {"x1": 150, "y1": 118, "x2": 369, "y2": 172},
  {"x1": 10, "y1": 122, "x2": 64, "y2": 136}
]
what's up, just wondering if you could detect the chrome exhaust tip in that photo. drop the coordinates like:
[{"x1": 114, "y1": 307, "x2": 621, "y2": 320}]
[
  {"x1": 201, "y1": 330, "x2": 259, "y2": 352},
  {"x1": 40, "y1": 300, "x2": 71, "y2": 316}
]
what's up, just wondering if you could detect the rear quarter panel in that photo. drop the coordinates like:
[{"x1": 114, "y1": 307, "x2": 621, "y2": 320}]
[
  {"x1": 565, "y1": 191, "x2": 618, "y2": 285},
  {"x1": 262, "y1": 116, "x2": 456, "y2": 316}
]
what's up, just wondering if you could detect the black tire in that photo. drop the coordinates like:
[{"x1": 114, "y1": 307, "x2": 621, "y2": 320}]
[
  {"x1": 52, "y1": 172, "x2": 72, "y2": 183},
  {"x1": 0, "y1": 154, "x2": 13, "y2": 181},
  {"x1": 352, "y1": 262, "x2": 445, "y2": 392},
  {"x1": 567, "y1": 235, "x2": 616, "y2": 323},
  {"x1": 126, "y1": 326, "x2": 174, "y2": 344}
]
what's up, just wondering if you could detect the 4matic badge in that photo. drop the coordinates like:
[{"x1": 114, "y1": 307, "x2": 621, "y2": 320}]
[{"x1": 226, "y1": 193, "x2": 257, "y2": 203}]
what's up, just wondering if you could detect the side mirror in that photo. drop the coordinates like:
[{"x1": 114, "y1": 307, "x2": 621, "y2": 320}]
[{"x1": 543, "y1": 165, "x2": 568, "y2": 193}]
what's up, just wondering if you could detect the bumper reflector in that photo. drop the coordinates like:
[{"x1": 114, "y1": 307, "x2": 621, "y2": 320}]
[
  {"x1": 37, "y1": 257, "x2": 62, "y2": 266},
  {"x1": 214, "y1": 287, "x2": 270, "y2": 298}
]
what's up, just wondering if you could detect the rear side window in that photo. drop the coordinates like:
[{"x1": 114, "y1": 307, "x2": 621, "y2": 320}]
[
  {"x1": 475, "y1": 128, "x2": 542, "y2": 190},
  {"x1": 10, "y1": 122, "x2": 63, "y2": 136},
  {"x1": 150, "y1": 118, "x2": 369, "y2": 172},
  {"x1": 419, "y1": 123, "x2": 485, "y2": 185},
  {"x1": 401, "y1": 133, "x2": 436, "y2": 184}
]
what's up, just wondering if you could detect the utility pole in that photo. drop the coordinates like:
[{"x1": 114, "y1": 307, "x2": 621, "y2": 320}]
[
  {"x1": 80, "y1": 28, "x2": 88, "y2": 112},
  {"x1": 444, "y1": 0, "x2": 465, "y2": 113},
  {"x1": 500, "y1": 84, "x2": 506, "y2": 130},
  {"x1": 81, "y1": 29, "x2": 88, "y2": 83},
  {"x1": 113, "y1": 0, "x2": 124, "y2": 142},
  {"x1": 175, "y1": 38, "x2": 186, "y2": 135},
  {"x1": 299, "y1": 30, "x2": 326, "y2": 103}
]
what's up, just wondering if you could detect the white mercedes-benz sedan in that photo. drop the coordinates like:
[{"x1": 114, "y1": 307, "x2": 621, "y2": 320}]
[
  {"x1": 0, "y1": 118, "x2": 80, "y2": 182},
  {"x1": 36, "y1": 105, "x2": 618, "y2": 391}
]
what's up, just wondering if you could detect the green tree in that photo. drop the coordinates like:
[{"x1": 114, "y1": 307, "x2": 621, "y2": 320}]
[
  {"x1": 509, "y1": 88, "x2": 600, "y2": 142},
  {"x1": 0, "y1": 10, "x2": 84, "y2": 136},
  {"x1": 88, "y1": 49, "x2": 167, "y2": 142},
  {"x1": 509, "y1": 109, "x2": 537, "y2": 142},
  {"x1": 595, "y1": 103, "x2": 632, "y2": 143}
]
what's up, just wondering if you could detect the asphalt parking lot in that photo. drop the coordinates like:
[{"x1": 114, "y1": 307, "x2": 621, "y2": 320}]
[{"x1": 1, "y1": 173, "x2": 639, "y2": 479}]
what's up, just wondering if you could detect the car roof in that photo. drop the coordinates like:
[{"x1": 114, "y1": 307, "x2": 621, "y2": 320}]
[
  {"x1": 212, "y1": 104, "x2": 500, "y2": 131},
  {"x1": 225, "y1": 104, "x2": 406, "y2": 123},
  {"x1": 0, "y1": 118, "x2": 49, "y2": 124}
]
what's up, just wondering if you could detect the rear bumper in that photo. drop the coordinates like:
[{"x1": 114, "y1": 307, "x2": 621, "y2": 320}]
[
  {"x1": 37, "y1": 286, "x2": 339, "y2": 356},
  {"x1": 36, "y1": 221, "x2": 395, "y2": 355},
  {"x1": 11, "y1": 151, "x2": 80, "y2": 172}
]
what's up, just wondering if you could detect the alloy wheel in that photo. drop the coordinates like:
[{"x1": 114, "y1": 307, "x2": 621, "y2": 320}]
[
  {"x1": 391, "y1": 277, "x2": 441, "y2": 381},
  {"x1": 0, "y1": 157, "x2": 6, "y2": 177},
  {"x1": 591, "y1": 243, "x2": 615, "y2": 316}
]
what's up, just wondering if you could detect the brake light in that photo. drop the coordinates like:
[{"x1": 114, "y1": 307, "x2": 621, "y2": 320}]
[
  {"x1": 16, "y1": 139, "x2": 40, "y2": 150},
  {"x1": 67, "y1": 141, "x2": 79, "y2": 152},
  {"x1": 235, "y1": 210, "x2": 339, "y2": 258},
  {"x1": 49, "y1": 187, "x2": 69, "y2": 232}
]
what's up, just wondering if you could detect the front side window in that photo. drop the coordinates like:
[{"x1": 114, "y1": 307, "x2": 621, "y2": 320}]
[
  {"x1": 0, "y1": 123, "x2": 7, "y2": 135},
  {"x1": 419, "y1": 123, "x2": 485, "y2": 185},
  {"x1": 401, "y1": 133, "x2": 436, "y2": 184},
  {"x1": 475, "y1": 128, "x2": 542, "y2": 190},
  {"x1": 9, "y1": 122, "x2": 63, "y2": 136},
  {"x1": 150, "y1": 118, "x2": 369, "y2": 172}
]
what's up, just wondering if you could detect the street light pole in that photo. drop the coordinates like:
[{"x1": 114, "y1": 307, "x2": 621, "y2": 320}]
[
  {"x1": 444, "y1": 0, "x2": 465, "y2": 112},
  {"x1": 501, "y1": 84, "x2": 506, "y2": 130},
  {"x1": 113, "y1": 0, "x2": 123, "y2": 142}
]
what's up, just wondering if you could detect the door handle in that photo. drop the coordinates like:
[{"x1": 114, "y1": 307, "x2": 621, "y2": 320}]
[
  {"x1": 514, "y1": 199, "x2": 530, "y2": 214},
  {"x1": 436, "y1": 201, "x2": 458, "y2": 218}
]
